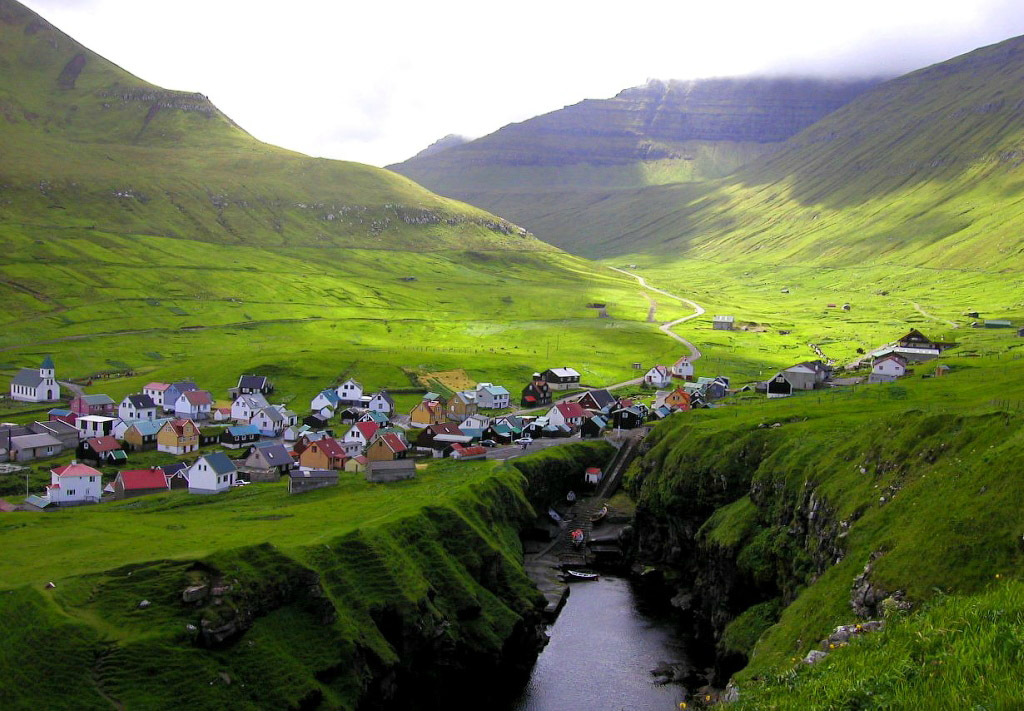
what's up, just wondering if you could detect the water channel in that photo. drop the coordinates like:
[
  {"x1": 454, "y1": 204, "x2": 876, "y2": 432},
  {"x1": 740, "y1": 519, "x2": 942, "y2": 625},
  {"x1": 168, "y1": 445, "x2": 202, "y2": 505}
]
[{"x1": 506, "y1": 576, "x2": 690, "y2": 711}]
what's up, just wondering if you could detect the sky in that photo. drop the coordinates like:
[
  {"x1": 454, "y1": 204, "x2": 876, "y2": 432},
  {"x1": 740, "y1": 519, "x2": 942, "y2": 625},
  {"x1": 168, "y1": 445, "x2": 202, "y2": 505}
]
[{"x1": 21, "y1": 0, "x2": 1024, "y2": 167}]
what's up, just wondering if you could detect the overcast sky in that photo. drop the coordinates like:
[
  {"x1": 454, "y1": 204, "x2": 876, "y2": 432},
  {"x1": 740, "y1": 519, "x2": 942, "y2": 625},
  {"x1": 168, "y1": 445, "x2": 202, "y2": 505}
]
[{"x1": 21, "y1": 0, "x2": 1024, "y2": 166}]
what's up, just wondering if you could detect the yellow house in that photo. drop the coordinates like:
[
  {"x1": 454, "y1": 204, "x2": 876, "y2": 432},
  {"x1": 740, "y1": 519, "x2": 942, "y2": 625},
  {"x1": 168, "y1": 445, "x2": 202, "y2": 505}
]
[
  {"x1": 409, "y1": 400, "x2": 445, "y2": 427},
  {"x1": 156, "y1": 419, "x2": 199, "y2": 455},
  {"x1": 365, "y1": 433, "x2": 408, "y2": 462},
  {"x1": 664, "y1": 388, "x2": 691, "y2": 410}
]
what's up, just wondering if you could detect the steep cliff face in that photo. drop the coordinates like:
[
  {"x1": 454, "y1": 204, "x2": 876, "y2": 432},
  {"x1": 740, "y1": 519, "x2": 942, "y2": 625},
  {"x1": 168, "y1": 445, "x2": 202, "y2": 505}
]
[{"x1": 626, "y1": 409, "x2": 1024, "y2": 684}]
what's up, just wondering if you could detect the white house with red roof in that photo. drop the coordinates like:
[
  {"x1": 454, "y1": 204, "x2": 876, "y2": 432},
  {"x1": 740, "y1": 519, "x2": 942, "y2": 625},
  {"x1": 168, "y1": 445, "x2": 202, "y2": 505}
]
[
  {"x1": 872, "y1": 354, "x2": 907, "y2": 378},
  {"x1": 142, "y1": 382, "x2": 170, "y2": 407},
  {"x1": 345, "y1": 421, "x2": 379, "y2": 449},
  {"x1": 643, "y1": 365, "x2": 672, "y2": 388},
  {"x1": 174, "y1": 390, "x2": 213, "y2": 421},
  {"x1": 546, "y1": 402, "x2": 588, "y2": 429},
  {"x1": 46, "y1": 461, "x2": 103, "y2": 505},
  {"x1": 671, "y1": 356, "x2": 695, "y2": 381}
]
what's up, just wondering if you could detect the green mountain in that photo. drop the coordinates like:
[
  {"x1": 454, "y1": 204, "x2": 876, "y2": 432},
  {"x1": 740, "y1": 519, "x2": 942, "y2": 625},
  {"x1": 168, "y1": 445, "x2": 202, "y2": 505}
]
[
  {"x1": 519, "y1": 35, "x2": 1024, "y2": 266},
  {"x1": 388, "y1": 77, "x2": 879, "y2": 249},
  {"x1": 0, "y1": 0, "x2": 680, "y2": 405}
]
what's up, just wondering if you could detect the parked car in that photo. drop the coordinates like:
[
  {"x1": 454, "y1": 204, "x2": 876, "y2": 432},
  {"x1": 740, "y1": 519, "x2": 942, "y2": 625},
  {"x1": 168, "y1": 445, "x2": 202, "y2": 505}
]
[
  {"x1": 514, "y1": 437, "x2": 533, "y2": 446},
  {"x1": 480, "y1": 439, "x2": 498, "y2": 448}
]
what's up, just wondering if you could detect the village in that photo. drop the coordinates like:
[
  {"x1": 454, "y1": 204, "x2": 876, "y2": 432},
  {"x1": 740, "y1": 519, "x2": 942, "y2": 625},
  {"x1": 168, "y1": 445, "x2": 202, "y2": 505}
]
[{"x1": 0, "y1": 325, "x2": 983, "y2": 512}]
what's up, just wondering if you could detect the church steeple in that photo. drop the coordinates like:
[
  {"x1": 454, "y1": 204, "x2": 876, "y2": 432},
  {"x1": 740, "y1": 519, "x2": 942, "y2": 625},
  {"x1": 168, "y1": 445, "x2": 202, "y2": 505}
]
[{"x1": 40, "y1": 355, "x2": 54, "y2": 381}]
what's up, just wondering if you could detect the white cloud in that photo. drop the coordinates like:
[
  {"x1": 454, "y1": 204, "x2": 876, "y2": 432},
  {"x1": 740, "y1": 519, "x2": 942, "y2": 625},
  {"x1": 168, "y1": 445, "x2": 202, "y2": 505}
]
[{"x1": 20, "y1": 0, "x2": 1024, "y2": 166}]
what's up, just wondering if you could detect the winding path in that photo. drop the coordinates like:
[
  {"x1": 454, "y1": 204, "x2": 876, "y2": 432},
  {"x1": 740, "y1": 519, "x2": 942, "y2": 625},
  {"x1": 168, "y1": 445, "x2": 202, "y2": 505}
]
[
  {"x1": 908, "y1": 300, "x2": 959, "y2": 329},
  {"x1": 607, "y1": 266, "x2": 705, "y2": 361}
]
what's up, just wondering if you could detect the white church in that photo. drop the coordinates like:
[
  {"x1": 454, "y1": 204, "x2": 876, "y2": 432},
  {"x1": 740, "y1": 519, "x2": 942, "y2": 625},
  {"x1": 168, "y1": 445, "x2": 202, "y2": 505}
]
[{"x1": 9, "y1": 356, "x2": 60, "y2": 403}]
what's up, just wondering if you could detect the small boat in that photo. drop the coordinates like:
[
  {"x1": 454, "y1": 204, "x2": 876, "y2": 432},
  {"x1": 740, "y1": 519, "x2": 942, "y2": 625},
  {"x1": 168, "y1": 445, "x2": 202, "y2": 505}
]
[
  {"x1": 589, "y1": 505, "x2": 608, "y2": 524},
  {"x1": 563, "y1": 569, "x2": 599, "y2": 581}
]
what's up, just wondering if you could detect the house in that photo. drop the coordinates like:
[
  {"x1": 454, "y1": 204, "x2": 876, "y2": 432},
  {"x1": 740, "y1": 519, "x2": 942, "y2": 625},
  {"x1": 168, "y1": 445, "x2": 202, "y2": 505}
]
[
  {"x1": 284, "y1": 423, "x2": 311, "y2": 442},
  {"x1": 77, "y1": 436, "x2": 128, "y2": 465},
  {"x1": 199, "y1": 426, "x2": 223, "y2": 448},
  {"x1": 872, "y1": 354, "x2": 907, "y2": 379},
  {"x1": 118, "y1": 394, "x2": 158, "y2": 422},
  {"x1": 9, "y1": 432, "x2": 64, "y2": 462},
  {"x1": 652, "y1": 405, "x2": 675, "y2": 419},
  {"x1": 366, "y1": 459, "x2": 416, "y2": 483},
  {"x1": 157, "y1": 419, "x2": 200, "y2": 455},
  {"x1": 251, "y1": 406, "x2": 285, "y2": 436},
  {"x1": 580, "y1": 416, "x2": 607, "y2": 439},
  {"x1": 461, "y1": 413, "x2": 491, "y2": 431},
  {"x1": 242, "y1": 442, "x2": 294, "y2": 481},
  {"x1": 338, "y1": 407, "x2": 365, "y2": 424},
  {"x1": 344, "y1": 455, "x2": 367, "y2": 473},
  {"x1": 288, "y1": 469, "x2": 338, "y2": 494},
  {"x1": 70, "y1": 394, "x2": 116, "y2": 417},
  {"x1": 367, "y1": 390, "x2": 395, "y2": 414},
  {"x1": 410, "y1": 399, "x2": 445, "y2": 427},
  {"x1": 48, "y1": 408, "x2": 77, "y2": 426},
  {"x1": 610, "y1": 407, "x2": 645, "y2": 430},
  {"x1": 231, "y1": 393, "x2": 270, "y2": 423},
  {"x1": 310, "y1": 389, "x2": 340, "y2": 418},
  {"x1": 174, "y1": 390, "x2": 213, "y2": 421},
  {"x1": 294, "y1": 431, "x2": 330, "y2": 455},
  {"x1": 186, "y1": 451, "x2": 237, "y2": 494},
  {"x1": 365, "y1": 433, "x2": 408, "y2": 462},
  {"x1": 417, "y1": 422, "x2": 463, "y2": 446},
  {"x1": 521, "y1": 374, "x2": 552, "y2": 407},
  {"x1": 112, "y1": 468, "x2": 169, "y2": 499},
  {"x1": 220, "y1": 424, "x2": 261, "y2": 449},
  {"x1": 123, "y1": 419, "x2": 169, "y2": 451},
  {"x1": 482, "y1": 423, "x2": 515, "y2": 444},
  {"x1": 643, "y1": 365, "x2": 672, "y2": 388},
  {"x1": 449, "y1": 443, "x2": 487, "y2": 461},
  {"x1": 577, "y1": 388, "x2": 617, "y2": 413},
  {"x1": 235, "y1": 374, "x2": 274, "y2": 396},
  {"x1": 335, "y1": 378, "x2": 364, "y2": 406},
  {"x1": 475, "y1": 383, "x2": 510, "y2": 409},
  {"x1": 766, "y1": 374, "x2": 794, "y2": 398},
  {"x1": 671, "y1": 356, "x2": 695, "y2": 381},
  {"x1": 162, "y1": 381, "x2": 198, "y2": 413},
  {"x1": 142, "y1": 382, "x2": 171, "y2": 408},
  {"x1": 359, "y1": 410, "x2": 390, "y2": 426},
  {"x1": 160, "y1": 461, "x2": 189, "y2": 489},
  {"x1": 76, "y1": 415, "x2": 116, "y2": 440},
  {"x1": 663, "y1": 388, "x2": 692, "y2": 411},
  {"x1": 457, "y1": 425, "x2": 485, "y2": 441},
  {"x1": 9, "y1": 356, "x2": 60, "y2": 403},
  {"x1": 304, "y1": 413, "x2": 330, "y2": 430},
  {"x1": 698, "y1": 376, "x2": 731, "y2": 400},
  {"x1": 45, "y1": 461, "x2": 102, "y2": 505},
  {"x1": 781, "y1": 362, "x2": 830, "y2": 391},
  {"x1": 212, "y1": 407, "x2": 233, "y2": 422},
  {"x1": 345, "y1": 421, "x2": 379, "y2": 449},
  {"x1": 31, "y1": 420, "x2": 79, "y2": 451},
  {"x1": 713, "y1": 315, "x2": 735, "y2": 331},
  {"x1": 984, "y1": 319, "x2": 1013, "y2": 329},
  {"x1": 584, "y1": 467, "x2": 603, "y2": 486},
  {"x1": 542, "y1": 367, "x2": 581, "y2": 391},
  {"x1": 446, "y1": 391, "x2": 478, "y2": 422},
  {"x1": 298, "y1": 437, "x2": 348, "y2": 470},
  {"x1": 546, "y1": 402, "x2": 587, "y2": 429}
]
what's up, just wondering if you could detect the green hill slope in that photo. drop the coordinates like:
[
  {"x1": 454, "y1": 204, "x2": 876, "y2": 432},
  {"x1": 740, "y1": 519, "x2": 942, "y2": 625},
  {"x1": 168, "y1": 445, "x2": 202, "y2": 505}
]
[
  {"x1": 0, "y1": 0, "x2": 688, "y2": 405},
  {"x1": 388, "y1": 77, "x2": 878, "y2": 249}
]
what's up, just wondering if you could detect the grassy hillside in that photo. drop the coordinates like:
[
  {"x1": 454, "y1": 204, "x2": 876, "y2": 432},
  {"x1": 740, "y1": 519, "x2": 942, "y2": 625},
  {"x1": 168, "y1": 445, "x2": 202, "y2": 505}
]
[
  {"x1": 389, "y1": 78, "x2": 877, "y2": 250},
  {"x1": 0, "y1": 0, "x2": 695, "y2": 411}
]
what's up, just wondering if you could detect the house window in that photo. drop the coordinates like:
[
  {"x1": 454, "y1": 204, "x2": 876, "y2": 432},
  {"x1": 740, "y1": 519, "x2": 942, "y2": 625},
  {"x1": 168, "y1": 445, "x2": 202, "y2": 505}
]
[
  {"x1": 67, "y1": 489, "x2": 76, "y2": 496},
  {"x1": 89, "y1": 476, "x2": 95, "y2": 482}
]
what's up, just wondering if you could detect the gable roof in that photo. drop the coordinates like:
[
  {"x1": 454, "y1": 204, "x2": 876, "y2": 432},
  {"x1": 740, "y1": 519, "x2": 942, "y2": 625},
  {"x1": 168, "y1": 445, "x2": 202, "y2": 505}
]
[
  {"x1": 11, "y1": 368, "x2": 43, "y2": 387},
  {"x1": 378, "y1": 433, "x2": 408, "y2": 453},
  {"x1": 316, "y1": 388, "x2": 341, "y2": 405},
  {"x1": 11, "y1": 433, "x2": 62, "y2": 450},
  {"x1": 554, "y1": 402, "x2": 587, "y2": 419},
  {"x1": 125, "y1": 394, "x2": 156, "y2": 409},
  {"x1": 182, "y1": 390, "x2": 213, "y2": 406},
  {"x1": 52, "y1": 462, "x2": 103, "y2": 478},
  {"x1": 581, "y1": 388, "x2": 616, "y2": 408},
  {"x1": 354, "y1": 422, "x2": 379, "y2": 440},
  {"x1": 251, "y1": 442, "x2": 293, "y2": 466},
  {"x1": 227, "y1": 424, "x2": 261, "y2": 437},
  {"x1": 361, "y1": 410, "x2": 389, "y2": 424},
  {"x1": 171, "y1": 381, "x2": 198, "y2": 392},
  {"x1": 81, "y1": 394, "x2": 115, "y2": 406},
  {"x1": 166, "y1": 418, "x2": 197, "y2": 436},
  {"x1": 201, "y1": 451, "x2": 237, "y2": 475},
  {"x1": 646, "y1": 365, "x2": 670, "y2": 377},
  {"x1": 160, "y1": 461, "x2": 188, "y2": 477},
  {"x1": 477, "y1": 383, "x2": 510, "y2": 396},
  {"x1": 143, "y1": 382, "x2": 170, "y2": 391},
  {"x1": 370, "y1": 390, "x2": 395, "y2": 405},
  {"x1": 545, "y1": 367, "x2": 580, "y2": 378},
  {"x1": 238, "y1": 375, "x2": 269, "y2": 390},
  {"x1": 117, "y1": 468, "x2": 167, "y2": 491},
  {"x1": 87, "y1": 436, "x2": 123, "y2": 452},
  {"x1": 429, "y1": 422, "x2": 463, "y2": 436},
  {"x1": 256, "y1": 406, "x2": 284, "y2": 423},
  {"x1": 311, "y1": 437, "x2": 346, "y2": 459}
]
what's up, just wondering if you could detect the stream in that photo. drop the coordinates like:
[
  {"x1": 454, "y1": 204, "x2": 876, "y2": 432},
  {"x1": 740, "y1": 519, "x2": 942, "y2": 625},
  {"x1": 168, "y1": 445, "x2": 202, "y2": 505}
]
[{"x1": 506, "y1": 576, "x2": 690, "y2": 711}]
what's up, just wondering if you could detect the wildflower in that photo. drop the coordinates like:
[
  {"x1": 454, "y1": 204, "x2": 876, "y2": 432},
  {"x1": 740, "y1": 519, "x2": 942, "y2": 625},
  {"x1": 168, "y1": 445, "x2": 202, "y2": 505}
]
[{"x1": 995, "y1": 573, "x2": 1001, "y2": 579}]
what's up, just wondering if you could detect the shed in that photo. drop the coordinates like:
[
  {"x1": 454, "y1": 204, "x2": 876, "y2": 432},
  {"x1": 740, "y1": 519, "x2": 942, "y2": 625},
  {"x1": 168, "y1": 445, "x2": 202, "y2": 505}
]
[
  {"x1": 366, "y1": 459, "x2": 416, "y2": 483},
  {"x1": 713, "y1": 315, "x2": 734, "y2": 331},
  {"x1": 288, "y1": 469, "x2": 338, "y2": 494}
]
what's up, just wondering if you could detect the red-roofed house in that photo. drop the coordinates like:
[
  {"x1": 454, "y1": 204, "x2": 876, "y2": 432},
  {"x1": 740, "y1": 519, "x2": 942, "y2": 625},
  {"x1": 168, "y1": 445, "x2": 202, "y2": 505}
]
[
  {"x1": 409, "y1": 400, "x2": 445, "y2": 427},
  {"x1": 343, "y1": 455, "x2": 367, "y2": 473},
  {"x1": 298, "y1": 437, "x2": 348, "y2": 470},
  {"x1": 174, "y1": 390, "x2": 213, "y2": 420},
  {"x1": 77, "y1": 435, "x2": 128, "y2": 465},
  {"x1": 344, "y1": 421, "x2": 379, "y2": 449},
  {"x1": 365, "y1": 432, "x2": 409, "y2": 462},
  {"x1": 450, "y1": 444, "x2": 487, "y2": 461},
  {"x1": 113, "y1": 468, "x2": 169, "y2": 499},
  {"x1": 643, "y1": 365, "x2": 672, "y2": 388},
  {"x1": 546, "y1": 402, "x2": 588, "y2": 429},
  {"x1": 46, "y1": 461, "x2": 103, "y2": 505}
]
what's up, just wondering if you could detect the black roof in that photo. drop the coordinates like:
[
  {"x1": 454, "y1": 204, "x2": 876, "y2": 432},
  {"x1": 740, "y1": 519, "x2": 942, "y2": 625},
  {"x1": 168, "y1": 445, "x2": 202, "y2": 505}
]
[
  {"x1": 126, "y1": 394, "x2": 156, "y2": 409},
  {"x1": 238, "y1": 375, "x2": 270, "y2": 390}
]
